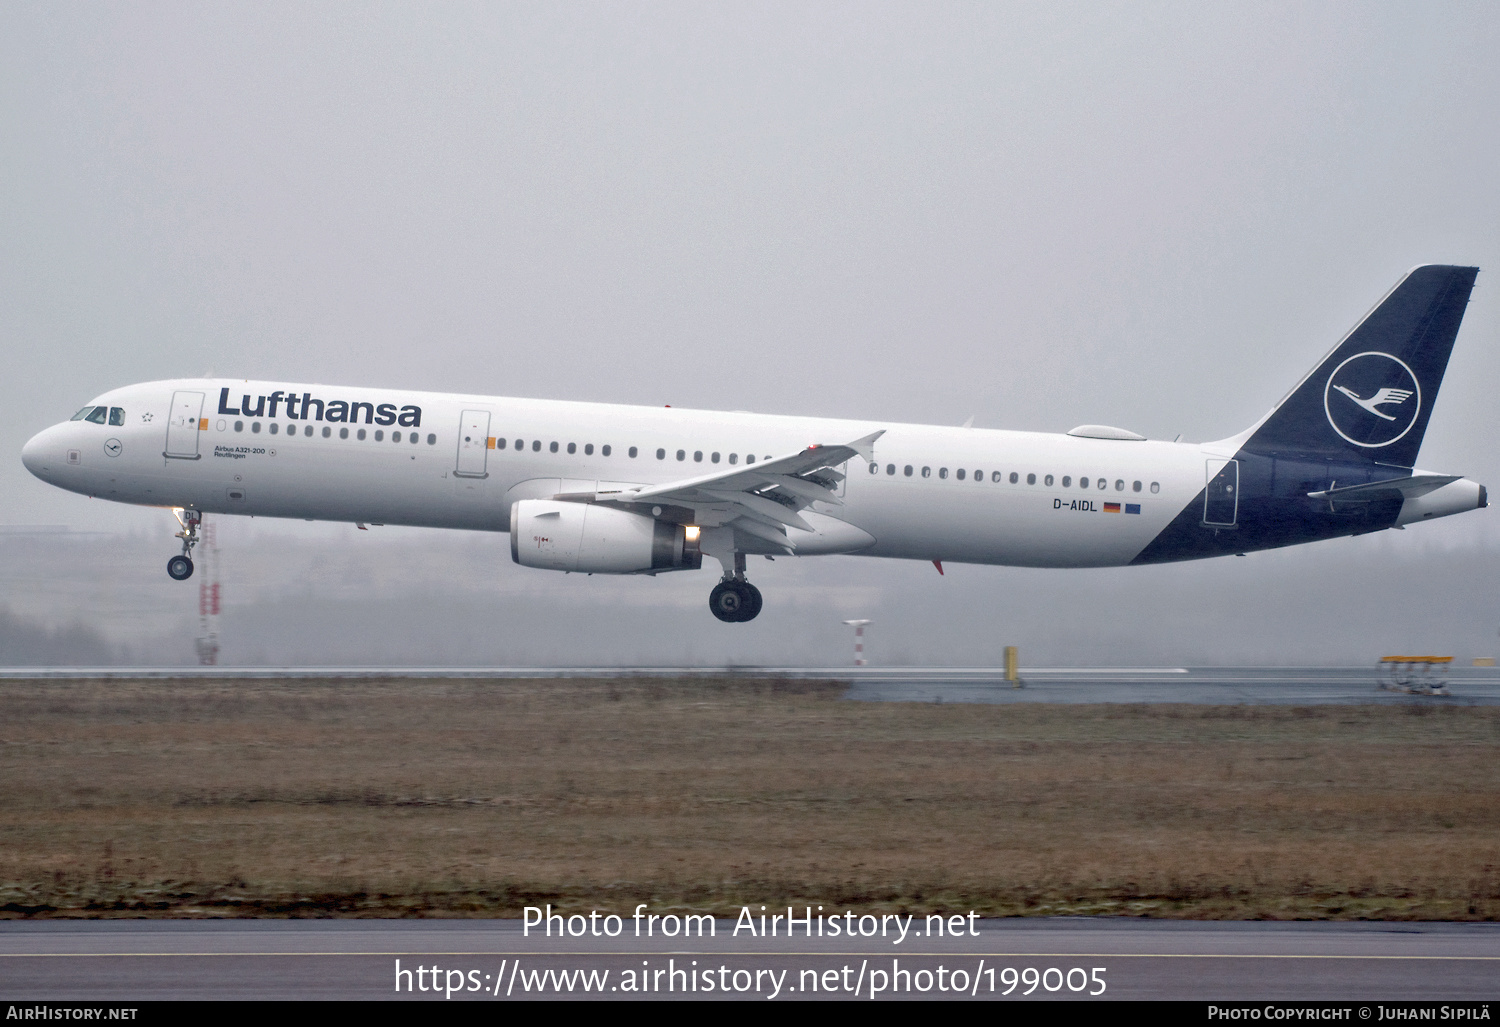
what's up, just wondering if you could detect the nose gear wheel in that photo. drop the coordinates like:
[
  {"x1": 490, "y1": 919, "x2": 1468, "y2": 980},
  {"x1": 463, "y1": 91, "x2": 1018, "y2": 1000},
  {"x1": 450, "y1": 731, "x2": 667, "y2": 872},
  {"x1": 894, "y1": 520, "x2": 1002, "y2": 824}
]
[{"x1": 167, "y1": 508, "x2": 202, "y2": 581}]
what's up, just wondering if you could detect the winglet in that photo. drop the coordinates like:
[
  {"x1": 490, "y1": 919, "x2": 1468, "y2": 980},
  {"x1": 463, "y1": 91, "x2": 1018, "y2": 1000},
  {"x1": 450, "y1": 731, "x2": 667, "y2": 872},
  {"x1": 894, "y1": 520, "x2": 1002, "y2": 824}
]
[{"x1": 845, "y1": 430, "x2": 885, "y2": 463}]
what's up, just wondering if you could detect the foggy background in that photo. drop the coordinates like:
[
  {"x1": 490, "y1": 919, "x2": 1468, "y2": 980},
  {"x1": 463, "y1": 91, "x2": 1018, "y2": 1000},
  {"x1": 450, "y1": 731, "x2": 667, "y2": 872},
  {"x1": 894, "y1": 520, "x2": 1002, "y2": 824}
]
[{"x1": 3, "y1": 3, "x2": 1498, "y2": 667}]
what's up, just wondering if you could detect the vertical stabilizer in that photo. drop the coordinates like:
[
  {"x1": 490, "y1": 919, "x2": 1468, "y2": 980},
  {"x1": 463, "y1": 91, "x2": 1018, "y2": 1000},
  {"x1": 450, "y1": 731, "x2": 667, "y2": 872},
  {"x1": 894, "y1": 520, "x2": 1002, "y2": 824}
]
[{"x1": 1241, "y1": 264, "x2": 1478, "y2": 468}]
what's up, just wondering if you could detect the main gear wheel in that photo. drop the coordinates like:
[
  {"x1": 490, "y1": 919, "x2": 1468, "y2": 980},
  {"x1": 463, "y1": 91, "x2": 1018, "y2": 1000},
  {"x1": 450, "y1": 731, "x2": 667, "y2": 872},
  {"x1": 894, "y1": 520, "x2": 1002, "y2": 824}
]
[{"x1": 708, "y1": 580, "x2": 762, "y2": 622}]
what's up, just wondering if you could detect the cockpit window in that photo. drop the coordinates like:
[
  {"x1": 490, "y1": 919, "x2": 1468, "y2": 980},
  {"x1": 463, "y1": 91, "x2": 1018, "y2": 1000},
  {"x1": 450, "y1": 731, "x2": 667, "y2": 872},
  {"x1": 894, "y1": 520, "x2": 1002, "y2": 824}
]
[
  {"x1": 83, "y1": 406, "x2": 108, "y2": 424},
  {"x1": 108, "y1": 407, "x2": 125, "y2": 426},
  {"x1": 71, "y1": 407, "x2": 97, "y2": 421}
]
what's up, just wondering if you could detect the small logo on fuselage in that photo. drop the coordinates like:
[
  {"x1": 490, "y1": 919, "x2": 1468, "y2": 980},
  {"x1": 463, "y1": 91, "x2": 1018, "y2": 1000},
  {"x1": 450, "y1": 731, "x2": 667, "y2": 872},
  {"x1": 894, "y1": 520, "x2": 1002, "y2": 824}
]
[{"x1": 1323, "y1": 351, "x2": 1420, "y2": 448}]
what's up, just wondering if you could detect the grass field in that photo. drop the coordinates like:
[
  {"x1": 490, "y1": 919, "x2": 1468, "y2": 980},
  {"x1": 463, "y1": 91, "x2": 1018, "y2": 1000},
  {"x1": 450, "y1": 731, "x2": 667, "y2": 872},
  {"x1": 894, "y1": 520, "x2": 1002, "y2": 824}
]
[{"x1": 1, "y1": 675, "x2": 1498, "y2": 919}]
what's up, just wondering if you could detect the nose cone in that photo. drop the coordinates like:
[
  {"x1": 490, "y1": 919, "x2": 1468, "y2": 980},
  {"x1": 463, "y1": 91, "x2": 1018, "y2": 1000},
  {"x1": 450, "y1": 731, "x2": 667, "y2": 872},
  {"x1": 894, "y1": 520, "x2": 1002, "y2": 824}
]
[{"x1": 21, "y1": 425, "x2": 60, "y2": 482}]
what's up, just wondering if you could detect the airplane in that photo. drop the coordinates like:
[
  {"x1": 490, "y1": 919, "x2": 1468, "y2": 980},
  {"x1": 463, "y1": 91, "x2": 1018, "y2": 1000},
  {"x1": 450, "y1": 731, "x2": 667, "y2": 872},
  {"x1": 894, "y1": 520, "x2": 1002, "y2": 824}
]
[{"x1": 20, "y1": 264, "x2": 1486, "y2": 623}]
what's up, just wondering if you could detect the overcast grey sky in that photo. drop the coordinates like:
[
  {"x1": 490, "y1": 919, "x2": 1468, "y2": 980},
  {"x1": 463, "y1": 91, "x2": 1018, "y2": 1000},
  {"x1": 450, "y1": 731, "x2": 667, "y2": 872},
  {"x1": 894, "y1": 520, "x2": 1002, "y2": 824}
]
[{"x1": 3, "y1": 3, "x2": 1499, "y2": 664}]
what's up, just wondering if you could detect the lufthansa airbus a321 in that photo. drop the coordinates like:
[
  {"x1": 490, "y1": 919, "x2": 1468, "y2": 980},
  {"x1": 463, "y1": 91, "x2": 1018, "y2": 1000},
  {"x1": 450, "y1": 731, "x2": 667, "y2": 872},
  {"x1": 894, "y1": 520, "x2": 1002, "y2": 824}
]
[{"x1": 21, "y1": 265, "x2": 1486, "y2": 622}]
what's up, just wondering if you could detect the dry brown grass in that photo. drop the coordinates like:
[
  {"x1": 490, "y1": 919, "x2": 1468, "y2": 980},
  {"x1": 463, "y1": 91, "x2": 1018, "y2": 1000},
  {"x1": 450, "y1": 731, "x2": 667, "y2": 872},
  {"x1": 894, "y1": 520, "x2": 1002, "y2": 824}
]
[{"x1": 1, "y1": 675, "x2": 1498, "y2": 919}]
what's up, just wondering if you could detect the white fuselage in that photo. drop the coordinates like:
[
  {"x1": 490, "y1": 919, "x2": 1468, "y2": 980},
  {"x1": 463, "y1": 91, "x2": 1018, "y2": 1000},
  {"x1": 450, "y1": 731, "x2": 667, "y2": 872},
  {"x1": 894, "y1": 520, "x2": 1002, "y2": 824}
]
[{"x1": 22, "y1": 378, "x2": 1214, "y2": 569}]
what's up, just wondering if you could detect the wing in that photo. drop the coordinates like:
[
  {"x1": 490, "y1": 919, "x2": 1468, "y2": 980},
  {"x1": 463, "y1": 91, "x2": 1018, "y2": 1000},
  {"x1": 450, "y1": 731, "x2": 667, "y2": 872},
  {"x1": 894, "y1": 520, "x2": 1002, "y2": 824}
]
[{"x1": 554, "y1": 429, "x2": 885, "y2": 553}]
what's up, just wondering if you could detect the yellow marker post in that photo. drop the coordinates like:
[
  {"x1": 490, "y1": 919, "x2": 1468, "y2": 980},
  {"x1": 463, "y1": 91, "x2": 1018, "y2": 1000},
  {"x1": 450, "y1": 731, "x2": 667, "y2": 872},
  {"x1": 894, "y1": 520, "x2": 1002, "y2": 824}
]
[{"x1": 1004, "y1": 645, "x2": 1021, "y2": 688}]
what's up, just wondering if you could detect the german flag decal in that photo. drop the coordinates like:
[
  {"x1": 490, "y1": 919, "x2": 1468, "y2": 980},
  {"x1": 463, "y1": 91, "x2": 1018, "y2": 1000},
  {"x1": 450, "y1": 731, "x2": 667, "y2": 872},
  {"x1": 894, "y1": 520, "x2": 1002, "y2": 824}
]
[{"x1": 1104, "y1": 502, "x2": 1121, "y2": 513}]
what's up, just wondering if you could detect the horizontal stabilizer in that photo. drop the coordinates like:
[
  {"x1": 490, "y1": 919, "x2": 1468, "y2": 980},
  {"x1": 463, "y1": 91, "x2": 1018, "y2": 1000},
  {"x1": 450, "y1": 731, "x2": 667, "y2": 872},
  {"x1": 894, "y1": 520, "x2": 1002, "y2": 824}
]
[{"x1": 1307, "y1": 474, "x2": 1461, "y2": 502}]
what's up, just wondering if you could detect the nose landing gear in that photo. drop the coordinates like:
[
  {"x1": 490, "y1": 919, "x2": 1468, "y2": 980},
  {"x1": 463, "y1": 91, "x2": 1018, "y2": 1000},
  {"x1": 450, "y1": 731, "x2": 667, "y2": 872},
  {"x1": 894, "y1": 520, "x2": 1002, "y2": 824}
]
[{"x1": 167, "y1": 507, "x2": 201, "y2": 581}]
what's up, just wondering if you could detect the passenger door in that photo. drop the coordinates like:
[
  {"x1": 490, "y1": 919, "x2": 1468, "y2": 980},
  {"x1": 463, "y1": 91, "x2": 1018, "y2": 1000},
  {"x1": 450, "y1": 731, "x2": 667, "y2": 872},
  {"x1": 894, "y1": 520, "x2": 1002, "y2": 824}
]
[
  {"x1": 455, "y1": 410, "x2": 491, "y2": 478},
  {"x1": 164, "y1": 391, "x2": 205, "y2": 459},
  {"x1": 1203, "y1": 459, "x2": 1239, "y2": 526}
]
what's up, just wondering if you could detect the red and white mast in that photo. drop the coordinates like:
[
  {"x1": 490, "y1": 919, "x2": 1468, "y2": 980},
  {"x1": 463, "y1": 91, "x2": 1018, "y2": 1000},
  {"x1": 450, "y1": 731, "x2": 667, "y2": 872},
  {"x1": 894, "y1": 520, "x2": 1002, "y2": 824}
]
[{"x1": 193, "y1": 520, "x2": 220, "y2": 666}]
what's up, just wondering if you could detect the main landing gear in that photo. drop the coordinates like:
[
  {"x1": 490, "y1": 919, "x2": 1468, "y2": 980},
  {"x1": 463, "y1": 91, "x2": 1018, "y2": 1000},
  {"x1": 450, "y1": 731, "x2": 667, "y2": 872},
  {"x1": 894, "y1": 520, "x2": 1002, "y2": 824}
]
[
  {"x1": 708, "y1": 552, "x2": 762, "y2": 623},
  {"x1": 167, "y1": 508, "x2": 201, "y2": 581},
  {"x1": 709, "y1": 578, "x2": 762, "y2": 622}
]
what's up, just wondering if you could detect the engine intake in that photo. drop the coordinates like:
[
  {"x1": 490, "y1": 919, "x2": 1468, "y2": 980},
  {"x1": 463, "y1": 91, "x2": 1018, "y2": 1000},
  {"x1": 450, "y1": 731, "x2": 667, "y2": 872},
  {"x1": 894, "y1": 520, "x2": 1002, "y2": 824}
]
[{"x1": 510, "y1": 500, "x2": 702, "y2": 574}]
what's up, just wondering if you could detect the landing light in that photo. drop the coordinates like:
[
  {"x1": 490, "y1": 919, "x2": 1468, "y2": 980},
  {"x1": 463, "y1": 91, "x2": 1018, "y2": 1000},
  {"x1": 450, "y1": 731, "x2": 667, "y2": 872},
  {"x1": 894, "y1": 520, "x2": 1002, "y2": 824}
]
[{"x1": 685, "y1": 525, "x2": 701, "y2": 542}]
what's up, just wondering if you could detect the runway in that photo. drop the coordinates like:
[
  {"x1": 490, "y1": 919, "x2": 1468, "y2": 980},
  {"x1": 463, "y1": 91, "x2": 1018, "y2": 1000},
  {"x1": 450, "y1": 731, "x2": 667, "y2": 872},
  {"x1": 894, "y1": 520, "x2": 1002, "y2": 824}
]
[
  {"x1": 2, "y1": 665, "x2": 1498, "y2": 705},
  {"x1": 845, "y1": 666, "x2": 1500, "y2": 705},
  {"x1": 1, "y1": 919, "x2": 1496, "y2": 1001}
]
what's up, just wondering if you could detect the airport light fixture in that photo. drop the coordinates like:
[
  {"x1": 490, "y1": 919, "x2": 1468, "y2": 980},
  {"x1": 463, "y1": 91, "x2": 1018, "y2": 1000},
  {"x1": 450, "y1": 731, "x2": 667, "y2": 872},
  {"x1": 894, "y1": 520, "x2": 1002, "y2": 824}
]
[{"x1": 842, "y1": 619, "x2": 872, "y2": 667}]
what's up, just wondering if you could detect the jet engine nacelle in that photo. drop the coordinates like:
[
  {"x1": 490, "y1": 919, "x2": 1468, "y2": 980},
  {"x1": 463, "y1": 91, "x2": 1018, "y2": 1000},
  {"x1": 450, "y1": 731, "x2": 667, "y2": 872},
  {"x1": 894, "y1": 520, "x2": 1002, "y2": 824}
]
[{"x1": 510, "y1": 499, "x2": 702, "y2": 574}]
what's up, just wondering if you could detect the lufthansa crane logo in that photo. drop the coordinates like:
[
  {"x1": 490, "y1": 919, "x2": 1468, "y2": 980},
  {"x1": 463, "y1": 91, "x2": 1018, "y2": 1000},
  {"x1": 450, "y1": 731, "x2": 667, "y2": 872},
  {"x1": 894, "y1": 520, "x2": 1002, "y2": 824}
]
[{"x1": 1323, "y1": 351, "x2": 1421, "y2": 448}]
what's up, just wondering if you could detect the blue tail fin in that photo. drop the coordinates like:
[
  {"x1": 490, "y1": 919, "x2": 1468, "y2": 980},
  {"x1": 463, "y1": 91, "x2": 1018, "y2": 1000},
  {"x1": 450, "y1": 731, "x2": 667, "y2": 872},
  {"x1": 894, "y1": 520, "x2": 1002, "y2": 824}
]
[{"x1": 1241, "y1": 264, "x2": 1478, "y2": 468}]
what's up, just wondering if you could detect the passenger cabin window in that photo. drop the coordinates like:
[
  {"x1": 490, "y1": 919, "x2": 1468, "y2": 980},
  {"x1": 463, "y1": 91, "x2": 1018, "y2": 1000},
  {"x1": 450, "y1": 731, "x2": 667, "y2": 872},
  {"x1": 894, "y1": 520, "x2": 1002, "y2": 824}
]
[
  {"x1": 252, "y1": 422, "x2": 262, "y2": 434},
  {"x1": 584, "y1": 444, "x2": 593, "y2": 455},
  {"x1": 1009, "y1": 472, "x2": 1018, "y2": 484},
  {"x1": 956, "y1": 469, "x2": 965, "y2": 480},
  {"x1": 711, "y1": 452, "x2": 720, "y2": 463},
  {"x1": 939, "y1": 468, "x2": 948, "y2": 479},
  {"x1": 1097, "y1": 478, "x2": 1107, "y2": 490},
  {"x1": 601, "y1": 445, "x2": 612, "y2": 456},
  {"x1": 1132, "y1": 480, "x2": 1142, "y2": 492},
  {"x1": 269, "y1": 423, "x2": 279, "y2": 435},
  {"x1": 677, "y1": 450, "x2": 686, "y2": 461},
  {"x1": 1151, "y1": 482, "x2": 1160, "y2": 493},
  {"x1": 992, "y1": 472, "x2": 1001, "y2": 482},
  {"x1": 657, "y1": 448, "x2": 666, "y2": 460},
  {"x1": 746, "y1": 455, "x2": 756, "y2": 464},
  {"x1": 887, "y1": 464, "x2": 896, "y2": 475},
  {"x1": 729, "y1": 453, "x2": 738, "y2": 465},
  {"x1": 532, "y1": 440, "x2": 541, "y2": 452},
  {"x1": 549, "y1": 441, "x2": 558, "y2": 453},
  {"x1": 693, "y1": 451, "x2": 703, "y2": 462},
  {"x1": 322, "y1": 426, "x2": 331, "y2": 438},
  {"x1": 1026, "y1": 473, "x2": 1036, "y2": 485},
  {"x1": 921, "y1": 467, "x2": 931, "y2": 478},
  {"x1": 357, "y1": 428, "x2": 366, "y2": 440},
  {"x1": 567, "y1": 443, "x2": 576, "y2": 454},
  {"x1": 339, "y1": 428, "x2": 348, "y2": 439},
  {"x1": 1044, "y1": 474, "x2": 1053, "y2": 486},
  {"x1": 1062, "y1": 476, "x2": 1071, "y2": 487},
  {"x1": 374, "y1": 430, "x2": 384, "y2": 441},
  {"x1": 393, "y1": 431, "x2": 402, "y2": 442},
  {"x1": 426, "y1": 434, "x2": 435, "y2": 445},
  {"x1": 235, "y1": 421, "x2": 244, "y2": 432},
  {"x1": 497, "y1": 438, "x2": 507, "y2": 449}
]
